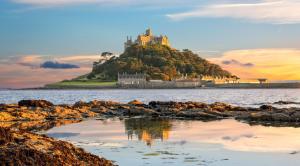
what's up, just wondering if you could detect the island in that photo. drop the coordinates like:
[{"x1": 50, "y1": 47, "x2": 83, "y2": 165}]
[{"x1": 45, "y1": 29, "x2": 236, "y2": 89}]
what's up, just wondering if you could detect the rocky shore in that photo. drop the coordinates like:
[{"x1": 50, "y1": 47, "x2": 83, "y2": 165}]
[
  {"x1": 2, "y1": 99, "x2": 300, "y2": 123},
  {"x1": 1, "y1": 99, "x2": 300, "y2": 165}
]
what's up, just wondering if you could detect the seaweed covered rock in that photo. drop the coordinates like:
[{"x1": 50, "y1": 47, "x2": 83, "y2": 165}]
[
  {"x1": 0, "y1": 127, "x2": 114, "y2": 166},
  {"x1": 18, "y1": 100, "x2": 54, "y2": 108}
]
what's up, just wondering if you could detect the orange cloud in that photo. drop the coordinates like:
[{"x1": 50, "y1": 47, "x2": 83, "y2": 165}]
[{"x1": 208, "y1": 49, "x2": 300, "y2": 81}]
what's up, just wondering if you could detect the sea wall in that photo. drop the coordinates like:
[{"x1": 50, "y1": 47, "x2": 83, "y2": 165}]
[
  {"x1": 211, "y1": 83, "x2": 300, "y2": 89},
  {"x1": 118, "y1": 81, "x2": 203, "y2": 89}
]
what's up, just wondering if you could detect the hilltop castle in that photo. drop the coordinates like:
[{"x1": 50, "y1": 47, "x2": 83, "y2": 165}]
[{"x1": 124, "y1": 28, "x2": 170, "y2": 50}]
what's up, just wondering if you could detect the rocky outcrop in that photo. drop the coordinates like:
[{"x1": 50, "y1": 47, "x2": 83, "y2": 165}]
[
  {"x1": 0, "y1": 127, "x2": 114, "y2": 166},
  {"x1": 128, "y1": 100, "x2": 143, "y2": 105},
  {"x1": 0, "y1": 101, "x2": 99, "y2": 122},
  {"x1": 273, "y1": 101, "x2": 300, "y2": 105},
  {"x1": 18, "y1": 100, "x2": 54, "y2": 108},
  {"x1": 2, "y1": 99, "x2": 300, "y2": 125}
]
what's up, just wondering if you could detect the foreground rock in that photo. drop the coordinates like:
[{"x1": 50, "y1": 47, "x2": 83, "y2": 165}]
[
  {"x1": 0, "y1": 127, "x2": 114, "y2": 166},
  {"x1": 18, "y1": 100, "x2": 54, "y2": 108},
  {"x1": 0, "y1": 100, "x2": 98, "y2": 121}
]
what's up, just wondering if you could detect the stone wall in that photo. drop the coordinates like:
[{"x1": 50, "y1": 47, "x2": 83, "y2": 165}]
[{"x1": 118, "y1": 80, "x2": 203, "y2": 89}]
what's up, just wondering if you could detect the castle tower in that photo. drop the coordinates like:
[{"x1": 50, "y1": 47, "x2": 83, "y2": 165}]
[
  {"x1": 124, "y1": 28, "x2": 170, "y2": 50},
  {"x1": 145, "y1": 28, "x2": 152, "y2": 36}
]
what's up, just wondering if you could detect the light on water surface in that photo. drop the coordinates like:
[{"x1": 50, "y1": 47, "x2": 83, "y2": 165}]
[
  {"x1": 46, "y1": 118, "x2": 300, "y2": 166},
  {"x1": 2, "y1": 89, "x2": 300, "y2": 108}
]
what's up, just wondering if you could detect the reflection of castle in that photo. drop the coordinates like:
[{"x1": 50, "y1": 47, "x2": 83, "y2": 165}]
[
  {"x1": 124, "y1": 28, "x2": 170, "y2": 50},
  {"x1": 125, "y1": 118, "x2": 172, "y2": 146}
]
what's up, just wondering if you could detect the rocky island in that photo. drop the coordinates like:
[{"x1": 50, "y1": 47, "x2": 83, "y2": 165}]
[{"x1": 46, "y1": 29, "x2": 237, "y2": 89}]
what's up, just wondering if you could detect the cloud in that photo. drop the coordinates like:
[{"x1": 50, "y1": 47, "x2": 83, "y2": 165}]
[
  {"x1": 208, "y1": 48, "x2": 300, "y2": 80},
  {"x1": 11, "y1": 0, "x2": 130, "y2": 6},
  {"x1": 167, "y1": 0, "x2": 300, "y2": 24},
  {"x1": 222, "y1": 59, "x2": 254, "y2": 67},
  {"x1": 11, "y1": 0, "x2": 200, "y2": 7},
  {"x1": 40, "y1": 61, "x2": 80, "y2": 69},
  {"x1": 0, "y1": 54, "x2": 99, "y2": 89}
]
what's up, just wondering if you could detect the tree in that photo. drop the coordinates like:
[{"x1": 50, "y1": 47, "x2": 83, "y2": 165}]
[{"x1": 87, "y1": 44, "x2": 233, "y2": 81}]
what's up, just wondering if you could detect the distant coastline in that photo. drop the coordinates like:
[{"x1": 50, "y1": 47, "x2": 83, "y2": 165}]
[{"x1": 13, "y1": 82, "x2": 300, "y2": 90}]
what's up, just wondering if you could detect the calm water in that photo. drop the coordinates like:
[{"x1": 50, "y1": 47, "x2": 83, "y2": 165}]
[
  {"x1": 46, "y1": 118, "x2": 300, "y2": 166},
  {"x1": 1, "y1": 89, "x2": 300, "y2": 107},
  {"x1": 3, "y1": 89, "x2": 300, "y2": 165}
]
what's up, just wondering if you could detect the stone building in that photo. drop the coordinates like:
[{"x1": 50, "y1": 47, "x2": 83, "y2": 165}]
[
  {"x1": 124, "y1": 28, "x2": 170, "y2": 50},
  {"x1": 117, "y1": 73, "x2": 147, "y2": 87},
  {"x1": 117, "y1": 73, "x2": 205, "y2": 88}
]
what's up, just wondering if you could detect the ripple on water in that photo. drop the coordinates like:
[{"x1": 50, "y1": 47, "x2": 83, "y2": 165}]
[{"x1": 1, "y1": 89, "x2": 300, "y2": 108}]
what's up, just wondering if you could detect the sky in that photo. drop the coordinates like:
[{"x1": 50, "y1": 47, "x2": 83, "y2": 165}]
[{"x1": 1, "y1": 0, "x2": 300, "y2": 88}]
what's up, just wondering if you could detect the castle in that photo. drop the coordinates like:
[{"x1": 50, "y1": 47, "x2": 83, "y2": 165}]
[{"x1": 124, "y1": 28, "x2": 170, "y2": 50}]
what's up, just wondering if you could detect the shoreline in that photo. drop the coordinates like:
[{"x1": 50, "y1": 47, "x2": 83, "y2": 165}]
[
  {"x1": 7, "y1": 86, "x2": 300, "y2": 90},
  {"x1": 2, "y1": 99, "x2": 300, "y2": 165}
]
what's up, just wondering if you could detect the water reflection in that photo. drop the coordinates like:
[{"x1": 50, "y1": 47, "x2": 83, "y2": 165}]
[
  {"x1": 46, "y1": 118, "x2": 300, "y2": 166},
  {"x1": 45, "y1": 118, "x2": 300, "y2": 153},
  {"x1": 124, "y1": 118, "x2": 172, "y2": 146}
]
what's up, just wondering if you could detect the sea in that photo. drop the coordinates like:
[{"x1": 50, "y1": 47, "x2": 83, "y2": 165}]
[{"x1": 1, "y1": 89, "x2": 300, "y2": 108}]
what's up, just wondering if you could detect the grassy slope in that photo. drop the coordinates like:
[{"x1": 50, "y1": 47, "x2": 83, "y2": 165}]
[{"x1": 45, "y1": 80, "x2": 117, "y2": 88}]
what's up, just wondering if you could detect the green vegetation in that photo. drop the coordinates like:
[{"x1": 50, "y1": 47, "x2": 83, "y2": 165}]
[
  {"x1": 45, "y1": 80, "x2": 116, "y2": 88},
  {"x1": 46, "y1": 44, "x2": 235, "y2": 88},
  {"x1": 89, "y1": 44, "x2": 233, "y2": 81}
]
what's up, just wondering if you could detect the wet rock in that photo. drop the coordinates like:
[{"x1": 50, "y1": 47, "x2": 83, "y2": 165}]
[
  {"x1": 231, "y1": 107, "x2": 249, "y2": 112},
  {"x1": 274, "y1": 101, "x2": 300, "y2": 105},
  {"x1": 205, "y1": 110, "x2": 230, "y2": 117},
  {"x1": 291, "y1": 111, "x2": 300, "y2": 121},
  {"x1": 210, "y1": 102, "x2": 233, "y2": 112},
  {"x1": 176, "y1": 110, "x2": 219, "y2": 120},
  {"x1": 57, "y1": 104, "x2": 72, "y2": 109},
  {"x1": 0, "y1": 128, "x2": 13, "y2": 145},
  {"x1": 149, "y1": 101, "x2": 176, "y2": 108},
  {"x1": 260, "y1": 105, "x2": 273, "y2": 110},
  {"x1": 248, "y1": 112, "x2": 272, "y2": 121},
  {"x1": 73, "y1": 100, "x2": 89, "y2": 108},
  {"x1": 91, "y1": 106, "x2": 109, "y2": 113},
  {"x1": 0, "y1": 104, "x2": 7, "y2": 110},
  {"x1": 128, "y1": 100, "x2": 143, "y2": 105},
  {"x1": 0, "y1": 112, "x2": 16, "y2": 121},
  {"x1": 271, "y1": 113, "x2": 291, "y2": 121},
  {"x1": 18, "y1": 100, "x2": 53, "y2": 108},
  {"x1": 89, "y1": 100, "x2": 120, "y2": 108},
  {"x1": 128, "y1": 107, "x2": 157, "y2": 116},
  {"x1": 0, "y1": 127, "x2": 114, "y2": 166}
]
